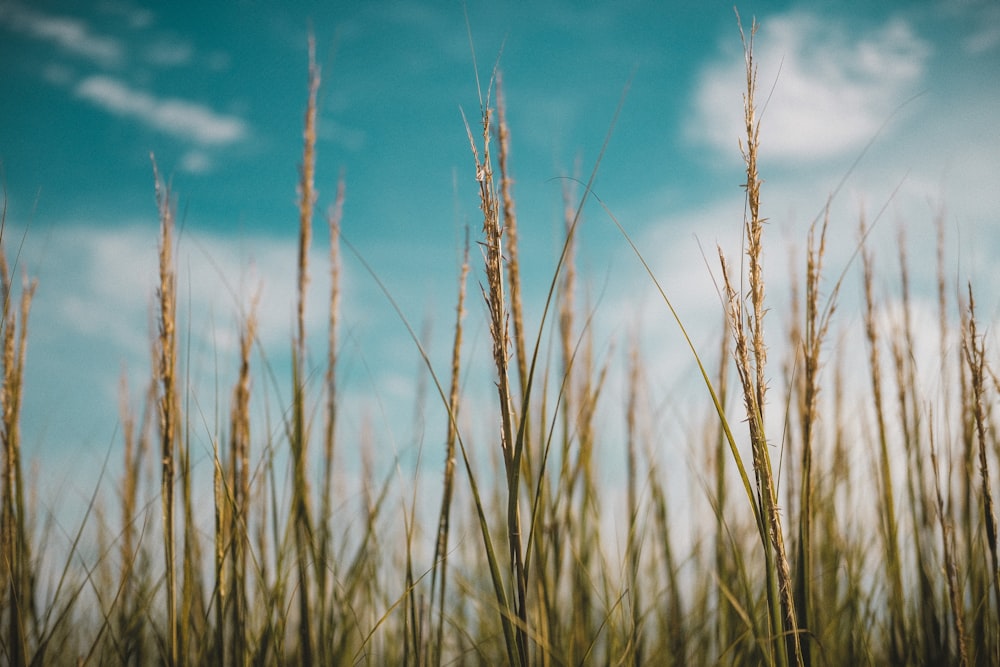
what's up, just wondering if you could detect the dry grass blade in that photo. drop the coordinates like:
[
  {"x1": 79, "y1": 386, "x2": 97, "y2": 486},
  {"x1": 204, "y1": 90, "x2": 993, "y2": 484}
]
[
  {"x1": 495, "y1": 73, "x2": 527, "y2": 405},
  {"x1": 117, "y1": 371, "x2": 153, "y2": 665},
  {"x1": 791, "y1": 204, "x2": 835, "y2": 664},
  {"x1": 723, "y1": 14, "x2": 801, "y2": 666},
  {"x1": 429, "y1": 230, "x2": 470, "y2": 664},
  {"x1": 316, "y1": 174, "x2": 344, "y2": 663},
  {"x1": 962, "y1": 285, "x2": 1000, "y2": 665},
  {"x1": 290, "y1": 32, "x2": 320, "y2": 665},
  {"x1": 0, "y1": 206, "x2": 36, "y2": 667},
  {"x1": 930, "y1": 420, "x2": 969, "y2": 667},
  {"x1": 859, "y1": 216, "x2": 907, "y2": 664},
  {"x1": 462, "y1": 87, "x2": 528, "y2": 664},
  {"x1": 297, "y1": 35, "x2": 319, "y2": 361},
  {"x1": 625, "y1": 336, "x2": 642, "y2": 666},
  {"x1": 224, "y1": 300, "x2": 257, "y2": 665},
  {"x1": 151, "y1": 156, "x2": 179, "y2": 667}
]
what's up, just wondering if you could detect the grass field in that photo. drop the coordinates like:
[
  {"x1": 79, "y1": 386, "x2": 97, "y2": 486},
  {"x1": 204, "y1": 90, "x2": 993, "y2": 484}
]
[{"x1": 1, "y1": 22, "x2": 998, "y2": 667}]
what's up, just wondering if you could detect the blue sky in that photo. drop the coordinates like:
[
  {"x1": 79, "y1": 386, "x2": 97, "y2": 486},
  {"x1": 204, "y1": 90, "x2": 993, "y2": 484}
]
[{"x1": 1, "y1": 1, "x2": 999, "y2": 491}]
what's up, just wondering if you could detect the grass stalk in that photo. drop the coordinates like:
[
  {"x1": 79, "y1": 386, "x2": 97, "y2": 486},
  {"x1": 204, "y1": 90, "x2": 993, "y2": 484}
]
[
  {"x1": 710, "y1": 309, "x2": 732, "y2": 656},
  {"x1": 625, "y1": 337, "x2": 641, "y2": 666},
  {"x1": 212, "y1": 427, "x2": 225, "y2": 666},
  {"x1": 118, "y1": 371, "x2": 152, "y2": 665},
  {"x1": 859, "y1": 218, "x2": 907, "y2": 663},
  {"x1": 464, "y1": 94, "x2": 528, "y2": 665},
  {"x1": 557, "y1": 173, "x2": 586, "y2": 663},
  {"x1": 290, "y1": 33, "x2": 320, "y2": 665},
  {"x1": 930, "y1": 418, "x2": 970, "y2": 667},
  {"x1": 429, "y1": 231, "x2": 470, "y2": 665},
  {"x1": 316, "y1": 174, "x2": 344, "y2": 664},
  {"x1": 962, "y1": 285, "x2": 1000, "y2": 665},
  {"x1": 0, "y1": 210, "x2": 36, "y2": 667},
  {"x1": 792, "y1": 206, "x2": 835, "y2": 665},
  {"x1": 495, "y1": 73, "x2": 527, "y2": 407},
  {"x1": 899, "y1": 230, "x2": 947, "y2": 660},
  {"x1": 152, "y1": 158, "x2": 180, "y2": 666},
  {"x1": 227, "y1": 302, "x2": 257, "y2": 666},
  {"x1": 719, "y1": 13, "x2": 801, "y2": 666},
  {"x1": 179, "y1": 332, "x2": 205, "y2": 663}
]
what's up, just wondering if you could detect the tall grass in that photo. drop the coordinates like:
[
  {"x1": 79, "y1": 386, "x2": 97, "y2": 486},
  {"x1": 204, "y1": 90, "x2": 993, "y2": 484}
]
[
  {"x1": 151, "y1": 159, "x2": 180, "y2": 666},
  {"x1": 2, "y1": 18, "x2": 999, "y2": 666},
  {"x1": 0, "y1": 195, "x2": 37, "y2": 667}
]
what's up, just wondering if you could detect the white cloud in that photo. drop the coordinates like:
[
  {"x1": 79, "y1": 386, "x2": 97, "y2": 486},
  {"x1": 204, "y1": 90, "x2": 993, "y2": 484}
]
[
  {"x1": 44, "y1": 220, "x2": 359, "y2": 371},
  {"x1": 319, "y1": 117, "x2": 367, "y2": 153},
  {"x1": 99, "y1": 1, "x2": 154, "y2": 30},
  {"x1": 0, "y1": 3, "x2": 122, "y2": 65},
  {"x1": 74, "y1": 75, "x2": 248, "y2": 146},
  {"x1": 144, "y1": 39, "x2": 194, "y2": 67},
  {"x1": 47, "y1": 225, "x2": 158, "y2": 363},
  {"x1": 28, "y1": 221, "x2": 337, "y2": 445},
  {"x1": 689, "y1": 11, "x2": 930, "y2": 165},
  {"x1": 964, "y1": 24, "x2": 1000, "y2": 54},
  {"x1": 180, "y1": 149, "x2": 213, "y2": 174},
  {"x1": 42, "y1": 63, "x2": 74, "y2": 86},
  {"x1": 205, "y1": 51, "x2": 232, "y2": 72}
]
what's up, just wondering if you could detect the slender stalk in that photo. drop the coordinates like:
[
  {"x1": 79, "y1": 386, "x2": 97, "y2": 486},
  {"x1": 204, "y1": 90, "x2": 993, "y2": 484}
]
[
  {"x1": 930, "y1": 420, "x2": 969, "y2": 667},
  {"x1": 152, "y1": 158, "x2": 179, "y2": 667},
  {"x1": 794, "y1": 208, "x2": 834, "y2": 665},
  {"x1": 892, "y1": 227, "x2": 943, "y2": 661},
  {"x1": 228, "y1": 303, "x2": 256, "y2": 666},
  {"x1": 558, "y1": 172, "x2": 587, "y2": 664},
  {"x1": 860, "y1": 221, "x2": 907, "y2": 664},
  {"x1": 713, "y1": 312, "x2": 732, "y2": 657},
  {"x1": 118, "y1": 371, "x2": 151, "y2": 664},
  {"x1": 0, "y1": 223, "x2": 36, "y2": 667},
  {"x1": 962, "y1": 285, "x2": 1000, "y2": 665},
  {"x1": 317, "y1": 174, "x2": 344, "y2": 664},
  {"x1": 430, "y1": 231, "x2": 470, "y2": 665},
  {"x1": 723, "y1": 13, "x2": 802, "y2": 666},
  {"x1": 291, "y1": 33, "x2": 320, "y2": 665},
  {"x1": 625, "y1": 338, "x2": 641, "y2": 666},
  {"x1": 495, "y1": 73, "x2": 527, "y2": 406},
  {"x1": 179, "y1": 336, "x2": 204, "y2": 663},
  {"x1": 464, "y1": 94, "x2": 528, "y2": 665},
  {"x1": 212, "y1": 430, "x2": 225, "y2": 667}
]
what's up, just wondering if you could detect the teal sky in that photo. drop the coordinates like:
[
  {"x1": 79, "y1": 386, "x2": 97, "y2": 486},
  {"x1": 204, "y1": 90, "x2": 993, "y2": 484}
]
[{"x1": 1, "y1": 1, "x2": 999, "y2": 486}]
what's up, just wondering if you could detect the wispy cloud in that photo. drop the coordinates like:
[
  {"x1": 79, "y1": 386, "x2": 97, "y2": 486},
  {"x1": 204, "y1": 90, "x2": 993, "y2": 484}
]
[
  {"x1": 43, "y1": 218, "x2": 367, "y2": 364},
  {"x1": 319, "y1": 117, "x2": 367, "y2": 153},
  {"x1": 144, "y1": 38, "x2": 194, "y2": 67},
  {"x1": 29, "y1": 218, "x2": 364, "y2": 450},
  {"x1": 0, "y1": 2, "x2": 123, "y2": 66},
  {"x1": 179, "y1": 149, "x2": 213, "y2": 174},
  {"x1": 74, "y1": 75, "x2": 248, "y2": 146},
  {"x1": 98, "y1": 1, "x2": 154, "y2": 30},
  {"x1": 42, "y1": 63, "x2": 74, "y2": 86},
  {"x1": 3, "y1": 2, "x2": 243, "y2": 156},
  {"x1": 964, "y1": 24, "x2": 1000, "y2": 54},
  {"x1": 689, "y1": 11, "x2": 930, "y2": 165}
]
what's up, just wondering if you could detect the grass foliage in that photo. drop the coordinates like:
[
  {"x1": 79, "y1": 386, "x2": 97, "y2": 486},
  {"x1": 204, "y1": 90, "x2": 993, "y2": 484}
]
[{"x1": 2, "y1": 18, "x2": 999, "y2": 666}]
